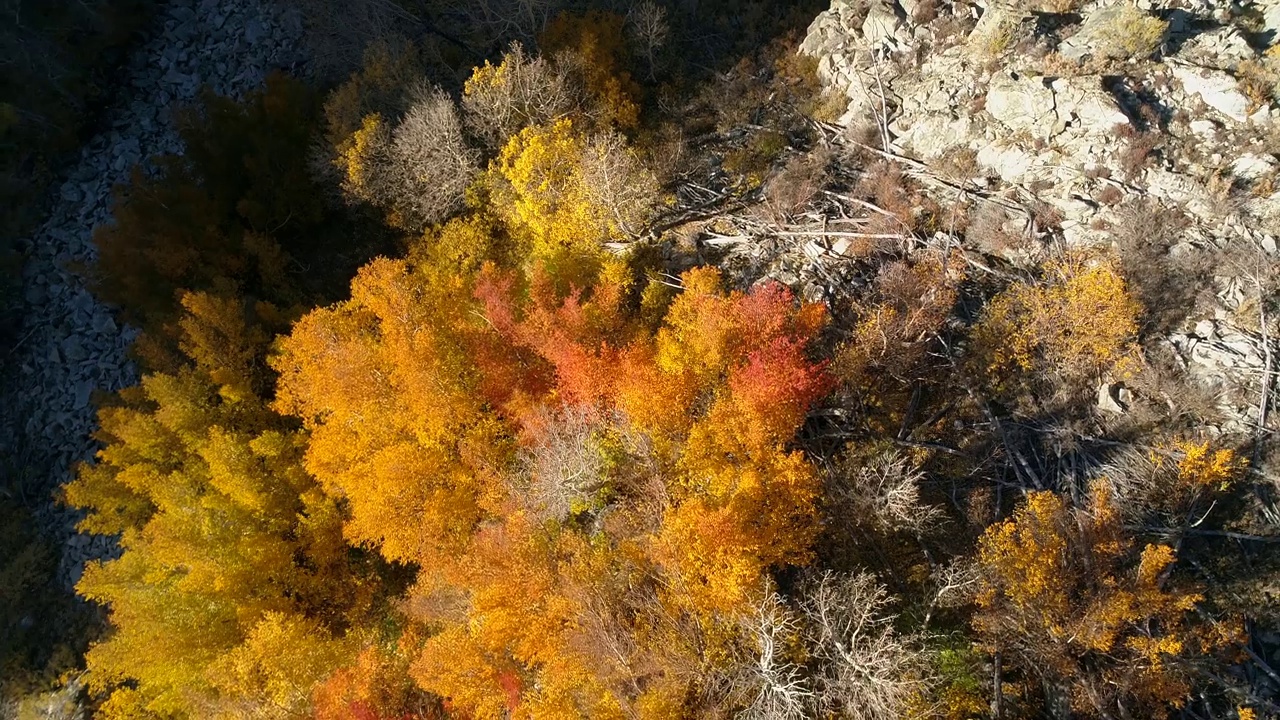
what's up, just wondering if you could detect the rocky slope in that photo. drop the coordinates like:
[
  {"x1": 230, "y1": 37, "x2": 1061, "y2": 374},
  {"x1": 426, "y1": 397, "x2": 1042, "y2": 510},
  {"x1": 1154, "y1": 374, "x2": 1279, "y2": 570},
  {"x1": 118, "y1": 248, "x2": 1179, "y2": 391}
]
[
  {"x1": 799, "y1": 0, "x2": 1280, "y2": 438},
  {"x1": 0, "y1": 0, "x2": 306, "y2": 593}
]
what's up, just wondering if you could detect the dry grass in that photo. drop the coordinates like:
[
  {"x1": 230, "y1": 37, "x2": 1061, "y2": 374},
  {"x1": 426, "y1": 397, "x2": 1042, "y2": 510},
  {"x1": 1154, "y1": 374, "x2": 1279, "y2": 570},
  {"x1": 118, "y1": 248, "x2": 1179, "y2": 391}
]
[
  {"x1": 932, "y1": 146, "x2": 980, "y2": 184},
  {"x1": 1092, "y1": 5, "x2": 1167, "y2": 60}
]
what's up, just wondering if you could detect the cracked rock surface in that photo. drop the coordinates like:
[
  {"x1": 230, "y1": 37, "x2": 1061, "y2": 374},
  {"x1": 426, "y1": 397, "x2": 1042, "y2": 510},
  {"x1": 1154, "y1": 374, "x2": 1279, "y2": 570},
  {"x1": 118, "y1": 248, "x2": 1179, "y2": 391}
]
[{"x1": 0, "y1": 0, "x2": 306, "y2": 593}]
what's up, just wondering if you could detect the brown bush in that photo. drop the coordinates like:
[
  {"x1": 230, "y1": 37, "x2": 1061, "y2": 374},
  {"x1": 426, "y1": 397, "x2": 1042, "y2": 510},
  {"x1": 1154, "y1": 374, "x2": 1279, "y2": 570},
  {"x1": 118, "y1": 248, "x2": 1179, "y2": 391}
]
[
  {"x1": 966, "y1": 201, "x2": 1027, "y2": 258},
  {"x1": 835, "y1": 254, "x2": 961, "y2": 392},
  {"x1": 761, "y1": 148, "x2": 832, "y2": 222},
  {"x1": 1115, "y1": 123, "x2": 1161, "y2": 180},
  {"x1": 1110, "y1": 198, "x2": 1208, "y2": 334}
]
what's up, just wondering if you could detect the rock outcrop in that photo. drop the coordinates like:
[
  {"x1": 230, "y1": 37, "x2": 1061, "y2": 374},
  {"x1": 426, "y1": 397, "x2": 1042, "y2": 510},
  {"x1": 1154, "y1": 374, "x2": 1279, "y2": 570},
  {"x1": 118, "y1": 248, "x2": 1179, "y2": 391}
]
[{"x1": 801, "y1": 0, "x2": 1280, "y2": 434}]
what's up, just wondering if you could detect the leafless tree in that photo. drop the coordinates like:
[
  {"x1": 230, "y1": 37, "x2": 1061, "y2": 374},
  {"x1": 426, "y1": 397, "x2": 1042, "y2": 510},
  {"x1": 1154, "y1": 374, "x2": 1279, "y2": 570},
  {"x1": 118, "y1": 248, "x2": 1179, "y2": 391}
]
[
  {"x1": 386, "y1": 85, "x2": 479, "y2": 231},
  {"x1": 829, "y1": 451, "x2": 944, "y2": 535},
  {"x1": 799, "y1": 571, "x2": 932, "y2": 720},
  {"x1": 626, "y1": 1, "x2": 669, "y2": 79},
  {"x1": 519, "y1": 406, "x2": 611, "y2": 523},
  {"x1": 433, "y1": 0, "x2": 560, "y2": 46},
  {"x1": 735, "y1": 589, "x2": 812, "y2": 720},
  {"x1": 338, "y1": 85, "x2": 477, "y2": 233},
  {"x1": 578, "y1": 131, "x2": 662, "y2": 239},
  {"x1": 290, "y1": 0, "x2": 425, "y2": 80},
  {"x1": 460, "y1": 42, "x2": 579, "y2": 149}
]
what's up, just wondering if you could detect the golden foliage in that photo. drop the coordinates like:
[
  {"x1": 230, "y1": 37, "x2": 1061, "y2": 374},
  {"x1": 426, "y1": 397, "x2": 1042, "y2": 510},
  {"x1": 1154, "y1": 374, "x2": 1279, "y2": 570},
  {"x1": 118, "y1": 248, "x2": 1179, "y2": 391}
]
[
  {"x1": 972, "y1": 254, "x2": 1142, "y2": 386},
  {"x1": 539, "y1": 11, "x2": 642, "y2": 130},
  {"x1": 974, "y1": 481, "x2": 1229, "y2": 717},
  {"x1": 65, "y1": 294, "x2": 372, "y2": 719}
]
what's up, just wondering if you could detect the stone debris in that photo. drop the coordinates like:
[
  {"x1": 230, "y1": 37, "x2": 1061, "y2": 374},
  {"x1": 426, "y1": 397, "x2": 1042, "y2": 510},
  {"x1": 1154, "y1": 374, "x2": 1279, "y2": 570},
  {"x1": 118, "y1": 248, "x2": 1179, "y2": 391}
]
[
  {"x1": 797, "y1": 0, "x2": 1280, "y2": 433},
  {"x1": 0, "y1": 0, "x2": 306, "y2": 594}
]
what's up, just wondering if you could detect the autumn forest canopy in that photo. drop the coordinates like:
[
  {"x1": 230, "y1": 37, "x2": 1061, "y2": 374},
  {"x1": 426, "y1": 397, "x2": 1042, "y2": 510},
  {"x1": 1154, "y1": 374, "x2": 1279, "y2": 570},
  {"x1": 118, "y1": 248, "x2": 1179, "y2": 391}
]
[{"x1": 8, "y1": 1, "x2": 1280, "y2": 719}]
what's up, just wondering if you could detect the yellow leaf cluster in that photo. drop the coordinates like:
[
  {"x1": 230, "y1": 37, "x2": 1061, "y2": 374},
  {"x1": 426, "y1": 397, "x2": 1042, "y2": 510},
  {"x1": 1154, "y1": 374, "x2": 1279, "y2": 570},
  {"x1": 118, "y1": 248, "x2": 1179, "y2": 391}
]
[
  {"x1": 974, "y1": 481, "x2": 1221, "y2": 716},
  {"x1": 972, "y1": 254, "x2": 1142, "y2": 385},
  {"x1": 486, "y1": 119, "x2": 656, "y2": 287},
  {"x1": 66, "y1": 296, "x2": 369, "y2": 719},
  {"x1": 1173, "y1": 440, "x2": 1246, "y2": 491}
]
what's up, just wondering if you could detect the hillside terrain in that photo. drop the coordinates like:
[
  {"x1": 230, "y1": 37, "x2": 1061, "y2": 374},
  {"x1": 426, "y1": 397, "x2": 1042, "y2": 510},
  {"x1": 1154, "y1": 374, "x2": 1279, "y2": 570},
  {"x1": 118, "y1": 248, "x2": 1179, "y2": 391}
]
[{"x1": 2, "y1": 0, "x2": 1279, "y2": 719}]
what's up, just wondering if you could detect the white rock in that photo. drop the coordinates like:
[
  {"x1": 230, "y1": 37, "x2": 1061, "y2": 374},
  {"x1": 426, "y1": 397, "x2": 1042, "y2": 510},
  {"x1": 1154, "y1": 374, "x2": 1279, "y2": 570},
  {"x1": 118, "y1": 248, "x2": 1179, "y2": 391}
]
[
  {"x1": 1189, "y1": 119, "x2": 1218, "y2": 137},
  {"x1": 986, "y1": 73, "x2": 1057, "y2": 137},
  {"x1": 862, "y1": 0, "x2": 900, "y2": 47},
  {"x1": 1171, "y1": 63, "x2": 1252, "y2": 122},
  {"x1": 1231, "y1": 153, "x2": 1277, "y2": 181},
  {"x1": 898, "y1": 114, "x2": 976, "y2": 159},
  {"x1": 976, "y1": 140, "x2": 1042, "y2": 185},
  {"x1": 1261, "y1": 0, "x2": 1280, "y2": 36},
  {"x1": 1097, "y1": 382, "x2": 1128, "y2": 414},
  {"x1": 1176, "y1": 26, "x2": 1256, "y2": 69},
  {"x1": 1050, "y1": 77, "x2": 1130, "y2": 133}
]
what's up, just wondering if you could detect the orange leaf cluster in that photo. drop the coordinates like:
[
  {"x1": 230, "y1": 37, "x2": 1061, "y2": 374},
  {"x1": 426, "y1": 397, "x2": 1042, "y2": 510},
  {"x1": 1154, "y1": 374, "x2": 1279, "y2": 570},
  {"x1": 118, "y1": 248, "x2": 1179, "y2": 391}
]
[{"x1": 273, "y1": 261, "x2": 831, "y2": 717}]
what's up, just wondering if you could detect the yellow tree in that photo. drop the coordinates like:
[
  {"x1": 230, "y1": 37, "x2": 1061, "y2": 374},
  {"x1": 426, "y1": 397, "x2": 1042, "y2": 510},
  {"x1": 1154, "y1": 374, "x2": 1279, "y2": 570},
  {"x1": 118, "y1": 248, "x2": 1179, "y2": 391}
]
[
  {"x1": 973, "y1": 482, "x2": 1236, "y2": 717},
  {"x1": 64, "y1": 292, "x2": 373, "y2": 720},
  {"x1": 971, "y1": 254, "x2": 1142, "y2": 388}
]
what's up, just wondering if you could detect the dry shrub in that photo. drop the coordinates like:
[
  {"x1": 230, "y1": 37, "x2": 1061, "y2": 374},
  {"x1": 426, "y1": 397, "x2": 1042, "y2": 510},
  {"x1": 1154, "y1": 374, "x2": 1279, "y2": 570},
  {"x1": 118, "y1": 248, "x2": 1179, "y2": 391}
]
[
  {"x1": 760, "y1": 148, "x2": 831, "y2": 222},
  {"x1": 835, "y1": 254, "x2": 961, "y2": 390},
  {"x1": 1100, "y1": 440, "x2": 1247, "y2": 521},
  {"x1": 1019, "y1": 0, "x2": 1084, "y2": 11},
  {"x1": 911, "y1": 0, "x2": 939, "y2": 24},
  {"x1": 387, "y1": 87, "x2": 479, "y2": 228},
  {"x1": 932, "y1": 146, "x2": 980, "y2": 183},
  {"x1": 855, "y1": 161, "x2": 917, "y2": 236},
  {"x1": 517, "y1": 406, "x2": 612, "y2": 524},
  {"x1": 1114, "y1": 123, "x2": 1161, "y2": 180},
  {"x1": 1092, "y1": 5, "x2": 1167, "y2": 60},
  {"x1": 1124, "y1": 342, "x2": 1226, "y2": 432},
  {"x1": 965, "y1": 200, "x2": 1026, "y2": 258},
  {"x1": 1235, "y1": 59, "x2": 1278, "y2": 112},
  {"x1": 1094, "y1": 184, "x2": 1124, "y2": 206},
  {"x1": 460, "y1": 42, "x2": 579, "y2": 149},
  {"x1": 827, "y1": 452, "x2": 945, "y2": 535},
  {"x1": 1110, "y1": 198, "x2": 1208, "y2": 334},
  {"x1": 625, "y1": 0, "x2": 670, "y2": 79},
  {"x1": 797, "y1": 572, "x2": 932, "y2": 720}
]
